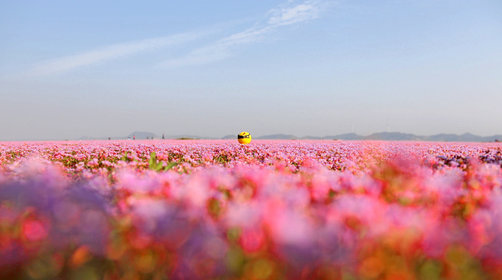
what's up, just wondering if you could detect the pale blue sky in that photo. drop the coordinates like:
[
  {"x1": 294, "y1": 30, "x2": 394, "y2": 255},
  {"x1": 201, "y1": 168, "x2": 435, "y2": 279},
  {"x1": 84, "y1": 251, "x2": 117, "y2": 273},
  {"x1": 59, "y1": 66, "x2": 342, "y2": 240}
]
[{"x1": 1, "y1": 0, "x2": 501, "y2": 140}]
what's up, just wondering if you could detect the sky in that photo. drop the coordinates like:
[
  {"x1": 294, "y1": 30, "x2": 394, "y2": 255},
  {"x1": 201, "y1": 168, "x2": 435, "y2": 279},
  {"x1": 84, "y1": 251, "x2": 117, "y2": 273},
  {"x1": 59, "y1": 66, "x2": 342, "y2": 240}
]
[{"x1": 1, "y1": 0, "x2": 502, "y2": 140}]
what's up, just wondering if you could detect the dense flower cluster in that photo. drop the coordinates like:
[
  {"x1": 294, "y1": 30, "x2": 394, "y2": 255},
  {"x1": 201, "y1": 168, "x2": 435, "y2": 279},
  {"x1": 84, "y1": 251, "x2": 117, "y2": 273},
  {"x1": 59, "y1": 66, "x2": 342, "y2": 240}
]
[{"x1": 1, "y1": 140, "x2": 502, "y2": 279}]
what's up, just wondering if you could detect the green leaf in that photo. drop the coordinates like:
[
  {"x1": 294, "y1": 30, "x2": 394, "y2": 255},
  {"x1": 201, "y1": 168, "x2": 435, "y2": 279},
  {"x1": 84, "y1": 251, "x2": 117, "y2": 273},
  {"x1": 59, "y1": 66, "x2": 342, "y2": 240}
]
[
  {"x1": 164, "y1": 162, "x2": 178, "y2": 171},
  {"x1": 149, "y1": 152, "x2": 157, "y2": 168},
  {"x1": 121, "y1": 151, "x2": 129, "y2": 162}
]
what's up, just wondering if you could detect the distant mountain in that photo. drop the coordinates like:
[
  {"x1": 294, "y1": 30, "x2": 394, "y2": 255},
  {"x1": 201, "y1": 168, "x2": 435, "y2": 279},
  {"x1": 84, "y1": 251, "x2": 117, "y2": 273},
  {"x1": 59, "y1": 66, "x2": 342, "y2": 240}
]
[
  {"x1": 299, "y1": 133, "x2": 364, "y2": 140},
  {"x1": 423, "y1": 133, "x2": 463, "y2": 142},
  {"x1": 254, "y1": 132, "x2": 502, "y2": 142},
  {"x1": 256, "y1": 134, "x2": 297, "y2": 140},
  {"x1": 300, "y1": 135, "x2": 323, "y2": 140},
  {"x1": 166, "y1": 134, "x2": 205, "y2": 139},
  {"x1": 77, "y1": 131, "x2": 502, "y2": 142},
  {"x1": 364, "y1": 132, "x2": 421, "y2": 141},
  {"x1": 128, "y1": 131, "x2": 157, "y2": 139},
  {"x1": 423, "y1": 133, "x2": 475, "y2": 142},
  {"x1": 483, "y1": 135, "x2": 502, "y2": 142},
  {"x1": 350, "y1": 132, "x2": 502, "y2": 142},
  {"x1": 454, "y1": 133, "x2": 481, "y2": 142},
  {"x1": 421, "y1": 133, "x2": 502, "y2": 142},
  {"x1": 332, "y1": 133, "x2": 364, "y2": 140},
  {"x1": 357, "y1": 132, "x2": 502, "y2": 142}
]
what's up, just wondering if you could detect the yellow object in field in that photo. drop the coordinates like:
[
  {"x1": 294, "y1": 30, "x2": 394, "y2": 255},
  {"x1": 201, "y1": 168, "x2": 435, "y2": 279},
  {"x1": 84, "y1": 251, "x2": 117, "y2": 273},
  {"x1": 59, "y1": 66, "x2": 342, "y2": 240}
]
[{"x1": 237, "y1": 131, "x2": 252, "y2": 144}]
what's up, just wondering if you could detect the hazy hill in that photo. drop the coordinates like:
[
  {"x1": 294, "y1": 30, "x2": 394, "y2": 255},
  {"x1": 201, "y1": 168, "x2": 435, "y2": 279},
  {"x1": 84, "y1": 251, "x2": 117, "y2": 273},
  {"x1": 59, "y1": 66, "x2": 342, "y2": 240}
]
[
  {"x1": 166, "y1": 134, "x2": 205, "y2": 139},
  {"x1": 255, "y1": 134, "x2": 297, "y2": 140},
  {"x1": 483, "y1": 135, "x2": 502, "y2": 142},
  {"x1": 254, "y1": 132, "x2": 502, "y2": 142},
  {"x1": 128, "y1": 131, "x2": 157, "y2": 139},
  {"x1": 77, "y1": 131, "x2": 502, "y2": 142},
  {"x1": 332, "y1": 133, "x2": 364, "y2": 140},
  {"x1": 300, "y1": 136, "x2": 323, "y2": 140},
  {"x1": 364, "y1": 132, "x2": 421, "y2": 141}
]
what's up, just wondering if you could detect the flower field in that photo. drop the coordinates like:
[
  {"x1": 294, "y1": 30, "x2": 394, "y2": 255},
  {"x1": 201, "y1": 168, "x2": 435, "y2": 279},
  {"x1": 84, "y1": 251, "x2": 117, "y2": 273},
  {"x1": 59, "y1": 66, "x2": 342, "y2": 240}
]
[{"x1": 1, "y1": 140, "x2": 502, "y2": 279}]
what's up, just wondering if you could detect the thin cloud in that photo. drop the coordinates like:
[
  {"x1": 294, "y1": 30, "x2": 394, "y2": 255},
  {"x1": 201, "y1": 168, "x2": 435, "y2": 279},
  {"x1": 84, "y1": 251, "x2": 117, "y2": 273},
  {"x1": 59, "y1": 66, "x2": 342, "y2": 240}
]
[
  {"x1": 268, "y1": 1, "x2": 321, "y2": 26},
  {"x1": 160, "y1": 0, "x2": 327, "y2": 68},
  {"x1": 29, "y1": 31, "x2": 210, "y2": 76},
  {"x1": 27, "y1": 1, "x2": 328, "y2": 74},
  {"x1": 162, "y1": 26, "x2": 272, "y2": 68}
]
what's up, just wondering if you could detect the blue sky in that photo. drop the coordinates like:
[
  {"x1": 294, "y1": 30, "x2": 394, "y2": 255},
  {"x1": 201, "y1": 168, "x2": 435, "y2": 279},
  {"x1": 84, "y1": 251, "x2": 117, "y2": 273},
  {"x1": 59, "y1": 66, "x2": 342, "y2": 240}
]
[{"x1": 1, "y1": 0, "x2": 501, "y2": 140}]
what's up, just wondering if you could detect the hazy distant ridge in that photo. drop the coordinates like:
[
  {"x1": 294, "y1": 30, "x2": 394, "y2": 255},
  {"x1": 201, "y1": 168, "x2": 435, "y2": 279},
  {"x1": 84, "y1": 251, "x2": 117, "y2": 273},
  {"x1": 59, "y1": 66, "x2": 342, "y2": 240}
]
[
  {"x1": 253, "y1": 132, "x2": 502, "y2": 142},
  {"x1": 78, "y1": 131, "x2": 502, "y2": 142}
]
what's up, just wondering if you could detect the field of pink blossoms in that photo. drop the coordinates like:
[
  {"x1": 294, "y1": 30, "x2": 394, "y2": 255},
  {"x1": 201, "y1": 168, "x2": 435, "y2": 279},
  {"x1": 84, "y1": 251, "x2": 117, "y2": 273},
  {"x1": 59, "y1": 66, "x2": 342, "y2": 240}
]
[{"x1": 1, "y1": 140, "x2": 502, "y2": 279}]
